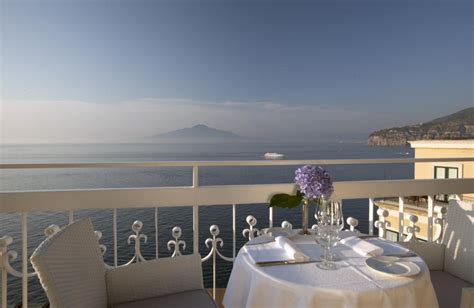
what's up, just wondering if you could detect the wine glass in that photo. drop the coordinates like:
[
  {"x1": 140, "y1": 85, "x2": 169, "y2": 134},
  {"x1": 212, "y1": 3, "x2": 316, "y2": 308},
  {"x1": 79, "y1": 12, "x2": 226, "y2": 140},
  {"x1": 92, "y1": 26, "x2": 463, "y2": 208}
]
[
  {"x1": 316, "y1": 200, "x2": 343, "y2": 270},
  {"x1": 330, "y1": 200, "x2": 344, "y2": 232},
  {"x1": 327, "y1": 200, "x2": 344, "y2": 260}
]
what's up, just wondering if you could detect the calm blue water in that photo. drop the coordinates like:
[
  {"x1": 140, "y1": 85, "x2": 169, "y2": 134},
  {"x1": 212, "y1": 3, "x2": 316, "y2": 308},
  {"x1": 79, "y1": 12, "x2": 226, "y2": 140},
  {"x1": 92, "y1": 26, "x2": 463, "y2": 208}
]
[{"x1": 0, "y1": 142, "x2": 413, "y2": 305}]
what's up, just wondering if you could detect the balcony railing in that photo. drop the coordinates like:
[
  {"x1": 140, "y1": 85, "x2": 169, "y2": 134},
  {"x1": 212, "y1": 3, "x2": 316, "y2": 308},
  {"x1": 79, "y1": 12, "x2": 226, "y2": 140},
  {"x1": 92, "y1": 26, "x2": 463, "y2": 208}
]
[{"x1": 1, "y1": 158, "x2": 473, "y2": 308}]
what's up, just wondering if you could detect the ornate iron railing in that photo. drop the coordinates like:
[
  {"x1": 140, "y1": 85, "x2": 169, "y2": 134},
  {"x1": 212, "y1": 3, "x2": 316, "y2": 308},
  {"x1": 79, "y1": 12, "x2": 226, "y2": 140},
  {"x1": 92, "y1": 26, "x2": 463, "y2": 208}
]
[{"x1": 1, "y1": 158, "x2": 473, "y2": 307}]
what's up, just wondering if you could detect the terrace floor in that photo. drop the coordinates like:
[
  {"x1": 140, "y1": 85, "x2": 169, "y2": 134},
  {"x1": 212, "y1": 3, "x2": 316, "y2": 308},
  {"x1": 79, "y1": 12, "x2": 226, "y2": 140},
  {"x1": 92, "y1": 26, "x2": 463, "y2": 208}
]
[{"x1": 207, "y1": 288, "x2": 225, "y2": 308}]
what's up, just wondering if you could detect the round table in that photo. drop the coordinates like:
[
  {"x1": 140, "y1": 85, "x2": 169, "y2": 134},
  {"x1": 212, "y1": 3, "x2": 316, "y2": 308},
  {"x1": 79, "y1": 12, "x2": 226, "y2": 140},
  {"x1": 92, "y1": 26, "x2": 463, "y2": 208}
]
[{"x1": 223, "y1": 233, "x2": 438, "y2": 308}]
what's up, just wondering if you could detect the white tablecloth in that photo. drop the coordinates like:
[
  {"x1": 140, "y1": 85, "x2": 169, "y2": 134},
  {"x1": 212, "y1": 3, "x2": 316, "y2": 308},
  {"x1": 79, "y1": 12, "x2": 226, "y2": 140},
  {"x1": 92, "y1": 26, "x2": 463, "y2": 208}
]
[{"x1": 223, "y1": 234, "x2": 438, "y2": 308}]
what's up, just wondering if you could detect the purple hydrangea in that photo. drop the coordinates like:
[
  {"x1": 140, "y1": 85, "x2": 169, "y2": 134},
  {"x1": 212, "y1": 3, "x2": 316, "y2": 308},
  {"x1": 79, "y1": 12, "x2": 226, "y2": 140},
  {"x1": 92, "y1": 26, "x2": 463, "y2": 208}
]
[{"x1": 294, "y1": 165, "x2": 334, "y2": 200}]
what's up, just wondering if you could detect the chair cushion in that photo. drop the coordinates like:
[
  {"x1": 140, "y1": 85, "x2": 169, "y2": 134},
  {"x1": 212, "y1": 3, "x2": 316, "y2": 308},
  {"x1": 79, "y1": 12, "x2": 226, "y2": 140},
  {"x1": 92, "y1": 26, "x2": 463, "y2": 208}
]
[
  {"x1": 113, "y1": 289, "x2": 217, "y2": 308},
  {"x1": 106, "y1": 254, "x2": 204, "y2": 306},
  {"x1": 430, "y1": 271, "x2": 474, "y2": 308},
  {"x1": 30, "y1": 218, "x2": 108, "y2": 308},
  {"x1": 443, "y1": 200, "x2": 474, "y2": 283}
]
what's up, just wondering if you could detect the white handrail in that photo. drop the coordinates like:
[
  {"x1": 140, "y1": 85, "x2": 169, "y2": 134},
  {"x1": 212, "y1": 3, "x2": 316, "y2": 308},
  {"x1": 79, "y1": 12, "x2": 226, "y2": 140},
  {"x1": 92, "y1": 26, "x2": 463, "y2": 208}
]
[
  {"x1": 1, "y1": 178, "x2": 472, "y2": 213},
  {"x1": 1, "y1": 157, "x2": 473, "y2": 169}
]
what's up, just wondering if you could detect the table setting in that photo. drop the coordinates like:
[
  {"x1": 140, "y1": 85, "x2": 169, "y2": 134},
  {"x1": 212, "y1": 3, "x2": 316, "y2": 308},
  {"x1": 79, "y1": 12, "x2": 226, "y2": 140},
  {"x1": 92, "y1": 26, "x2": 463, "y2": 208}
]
[{"x1": 222, "y1": 165, "x2": 438, "y2": 308}]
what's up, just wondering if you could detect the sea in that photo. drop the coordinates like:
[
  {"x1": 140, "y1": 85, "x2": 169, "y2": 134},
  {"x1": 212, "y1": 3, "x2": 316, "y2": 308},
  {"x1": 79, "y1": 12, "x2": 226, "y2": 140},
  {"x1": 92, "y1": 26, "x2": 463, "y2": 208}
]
[{"x1": 0, "y1": 142, "x2": 413, "y2": 306}]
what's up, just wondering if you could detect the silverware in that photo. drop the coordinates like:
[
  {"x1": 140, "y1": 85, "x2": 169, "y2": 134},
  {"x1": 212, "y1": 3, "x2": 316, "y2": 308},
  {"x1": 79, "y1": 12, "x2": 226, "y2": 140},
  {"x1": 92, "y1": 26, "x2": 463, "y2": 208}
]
[
  {"x1": 383, "y1": 252, "x2": 418, "y2": 258},
  {"x1": 357, "y1": 235, "x2": 380, "y2": 239},
  {"x1": 256, "y1": 259, "x2": 322, "y2": 266},
  {"x1": 246, "y1": 240, "x2": 275, "y2": 246}
]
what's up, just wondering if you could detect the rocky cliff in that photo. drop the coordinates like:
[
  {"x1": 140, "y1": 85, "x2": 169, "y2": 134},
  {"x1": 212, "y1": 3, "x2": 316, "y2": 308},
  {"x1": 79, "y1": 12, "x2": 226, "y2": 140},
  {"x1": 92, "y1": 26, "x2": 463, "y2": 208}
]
[{"x1": 368, "y1": 107, "x2": 474, "y2": 146}]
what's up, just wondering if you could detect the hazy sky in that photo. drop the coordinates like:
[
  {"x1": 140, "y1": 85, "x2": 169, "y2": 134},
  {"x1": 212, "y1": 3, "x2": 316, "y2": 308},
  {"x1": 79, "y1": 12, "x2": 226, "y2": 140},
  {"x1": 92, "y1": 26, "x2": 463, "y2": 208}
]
[{"x1": 1, "y1": 0, "x2": 472, "y2": 143}]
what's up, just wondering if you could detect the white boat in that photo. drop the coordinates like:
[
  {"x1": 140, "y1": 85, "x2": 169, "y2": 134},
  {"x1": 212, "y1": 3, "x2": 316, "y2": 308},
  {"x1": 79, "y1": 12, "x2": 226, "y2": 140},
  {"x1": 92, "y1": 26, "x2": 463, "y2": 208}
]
[{"x1": 264, "y1": 152, "x2": 285, "y2": 159}]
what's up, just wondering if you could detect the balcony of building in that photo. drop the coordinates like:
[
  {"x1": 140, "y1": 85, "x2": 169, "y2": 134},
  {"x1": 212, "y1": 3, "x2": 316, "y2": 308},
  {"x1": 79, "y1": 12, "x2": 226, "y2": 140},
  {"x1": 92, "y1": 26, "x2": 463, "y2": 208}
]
[{"x1": 0, "y1": 158, "x2": 473, "y2": 308}]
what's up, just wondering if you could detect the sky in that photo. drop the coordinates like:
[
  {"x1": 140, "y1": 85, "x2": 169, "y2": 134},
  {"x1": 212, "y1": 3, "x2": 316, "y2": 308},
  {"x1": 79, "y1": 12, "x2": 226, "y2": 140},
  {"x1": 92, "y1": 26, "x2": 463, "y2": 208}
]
[{"x1": 1, "y1": 0, "x2": 472, "y2": 143}]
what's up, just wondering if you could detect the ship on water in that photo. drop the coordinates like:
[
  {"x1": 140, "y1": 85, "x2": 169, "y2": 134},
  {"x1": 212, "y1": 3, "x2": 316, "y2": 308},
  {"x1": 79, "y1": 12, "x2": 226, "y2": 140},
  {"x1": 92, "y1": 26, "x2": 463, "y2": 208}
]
[{"x1": 264, "y1": 152, "x2": 285, "y2": 159}]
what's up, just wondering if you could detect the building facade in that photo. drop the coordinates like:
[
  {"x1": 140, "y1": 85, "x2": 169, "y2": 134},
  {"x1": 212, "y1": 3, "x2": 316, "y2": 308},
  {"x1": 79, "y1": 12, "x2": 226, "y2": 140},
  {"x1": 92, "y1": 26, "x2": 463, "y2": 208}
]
[
  {"x1": 409, "y1": 140, "x2": 474, "y2": 202},
  {"x1": 375, "y1": 139, "x2": 473, "y2": 241}
]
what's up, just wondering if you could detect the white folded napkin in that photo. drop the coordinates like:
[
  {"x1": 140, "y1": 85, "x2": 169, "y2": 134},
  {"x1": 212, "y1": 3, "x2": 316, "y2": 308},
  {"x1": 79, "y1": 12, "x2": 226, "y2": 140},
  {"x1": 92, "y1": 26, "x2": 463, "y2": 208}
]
[
  {"x1": 246, "y1": 235, "x2": 275, "y2": 245},
  {"x1": 368, "y1": 238, "x2": 410, "y2": 255},
  {"x1": 275, "y1": 236, "x2": 310, "y2": 262},
  {"x1": 245, "y1": 236, "x2": 309, "y2": 263},
  {"x1": 340, "y1": 236, "x2": 384, "y2": 257}
]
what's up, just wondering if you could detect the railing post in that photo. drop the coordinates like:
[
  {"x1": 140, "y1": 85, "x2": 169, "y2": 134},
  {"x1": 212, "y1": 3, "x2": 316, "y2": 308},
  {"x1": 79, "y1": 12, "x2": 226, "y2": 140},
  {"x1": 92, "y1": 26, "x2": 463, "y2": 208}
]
[
  {"x1": 433, "y1": 205, "x2": 447, "y2": 243},
  {"x1": 212, "y1": 243, "x2": 216, "y2": 299},
  {"x1": 21, "y1": 213, "x2": 28, "y2": 308},
  {"x1": 68, "y1": 210, "x2": 74, "y2": 223},
  {"x1": 427, "y1": 195, "x2": 434, "y2": 242},
  {"x1": 1, "y1": 264, "x2": 6, "y2": 308},
  {"x1": 398, "y1": 197, "x2": 404, "y2": 241},
  {"x1": 346, "y1": 217, "x2": 359, "y2": 232},
  {"x1": 404, "y1": 214, "x2": 419, "y2": 242},
  {"x1": 232, "y1": 204, "x2": 236, "y2": 260},
  {"x1": 113, "y1": 208, "x2": 118, "y2": 267},
  {"x1": 167, "y1": 227, "x2": 185, "y2": 257},
  {"x1": 243, "y1": 216, "x2": 259, "y2": 240},
  {"x1": 193, "y1": 166, "x2": 199, "y2": 254},
  {"x1": 155, "y1": 207, "x2": 159, "y2": 259},
  {"x1": 369, "y1": 198, "x2": 374, "y2": 235},
  {"x1": 283, "y1": 221, "x2": 294, "y2": 229},
  {"x1": 375, "y1": 209, "x2": 390, "y2": 238},
  {"x1": 268, "y1": 206, "x2": 273, "y2": 228}
]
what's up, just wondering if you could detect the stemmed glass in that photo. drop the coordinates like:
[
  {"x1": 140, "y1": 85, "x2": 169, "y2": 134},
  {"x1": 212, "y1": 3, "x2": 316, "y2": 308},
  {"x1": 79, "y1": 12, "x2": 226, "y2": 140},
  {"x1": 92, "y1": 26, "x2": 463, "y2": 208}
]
[{"x1": 315, "y1": 200, "x2": 343, "y2": 270}]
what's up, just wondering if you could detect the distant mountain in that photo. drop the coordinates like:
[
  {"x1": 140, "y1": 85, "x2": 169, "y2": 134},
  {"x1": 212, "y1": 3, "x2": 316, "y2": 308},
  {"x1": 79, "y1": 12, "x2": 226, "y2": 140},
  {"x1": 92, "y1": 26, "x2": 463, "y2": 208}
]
[
  {"x1": 368, "y1": 107, "x2": 474, "y2": 146},
  {"x1": 152, "y1": 124, "x2": 240, "y2": 141}
]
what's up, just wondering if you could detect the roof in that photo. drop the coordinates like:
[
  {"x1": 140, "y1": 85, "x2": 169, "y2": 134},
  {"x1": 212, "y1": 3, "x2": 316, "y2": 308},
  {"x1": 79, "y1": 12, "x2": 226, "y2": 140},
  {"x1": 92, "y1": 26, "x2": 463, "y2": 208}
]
[{"x1": 409, "y1": 140, "x2": 474, "y2": 149}]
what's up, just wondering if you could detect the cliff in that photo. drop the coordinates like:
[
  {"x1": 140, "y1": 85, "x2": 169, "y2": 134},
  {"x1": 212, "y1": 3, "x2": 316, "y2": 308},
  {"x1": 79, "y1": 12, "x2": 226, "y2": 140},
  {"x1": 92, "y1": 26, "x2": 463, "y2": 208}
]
[{"x1": 368, "y1": 107, "x2": 474, "y2": 146}]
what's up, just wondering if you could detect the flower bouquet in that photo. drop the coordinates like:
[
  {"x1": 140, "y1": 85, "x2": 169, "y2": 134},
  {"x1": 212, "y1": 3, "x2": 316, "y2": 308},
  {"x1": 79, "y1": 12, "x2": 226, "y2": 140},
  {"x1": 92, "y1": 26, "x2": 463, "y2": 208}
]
[{"x1": 270, "y1": 165, "x2": 334, "y2": 234}]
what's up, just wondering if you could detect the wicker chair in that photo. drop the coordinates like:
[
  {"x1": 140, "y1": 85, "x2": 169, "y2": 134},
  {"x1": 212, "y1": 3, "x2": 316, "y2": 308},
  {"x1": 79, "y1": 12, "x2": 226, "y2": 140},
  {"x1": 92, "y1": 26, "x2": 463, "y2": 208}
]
[
  {"x1": 400, "y1": 199, "x2": 474, "y2": 308},
  {"x1": 30, "y1": 218, "x2": 216, "y2": 308}
]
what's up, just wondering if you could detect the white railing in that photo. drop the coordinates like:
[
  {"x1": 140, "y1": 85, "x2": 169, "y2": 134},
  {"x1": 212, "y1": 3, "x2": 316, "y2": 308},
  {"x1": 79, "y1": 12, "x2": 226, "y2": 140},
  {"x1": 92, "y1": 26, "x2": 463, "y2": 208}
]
[{"x1": 0, "y1": 157, "x2": 473, "y2": 307}]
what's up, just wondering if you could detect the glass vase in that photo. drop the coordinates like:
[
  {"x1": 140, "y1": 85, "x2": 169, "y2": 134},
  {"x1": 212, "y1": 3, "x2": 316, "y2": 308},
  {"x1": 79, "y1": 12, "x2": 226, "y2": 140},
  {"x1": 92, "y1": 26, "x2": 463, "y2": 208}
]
[{"x1": 300, "y1": 199, "x2": 310, "y2": 235}]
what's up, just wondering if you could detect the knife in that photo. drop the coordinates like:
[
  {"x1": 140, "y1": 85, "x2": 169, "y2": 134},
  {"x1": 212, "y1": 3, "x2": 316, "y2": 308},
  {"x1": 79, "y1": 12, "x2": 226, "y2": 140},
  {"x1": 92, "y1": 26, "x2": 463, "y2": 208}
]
[
  {"x1": 357, "y1": 235, "x2": 380, "y2": 239},
  {"x1": 383, "y1": 252, "x2": 418, "y2": 258},
  {"x1": 256, "y1": 259, "x2": 322, "y2": 266}
]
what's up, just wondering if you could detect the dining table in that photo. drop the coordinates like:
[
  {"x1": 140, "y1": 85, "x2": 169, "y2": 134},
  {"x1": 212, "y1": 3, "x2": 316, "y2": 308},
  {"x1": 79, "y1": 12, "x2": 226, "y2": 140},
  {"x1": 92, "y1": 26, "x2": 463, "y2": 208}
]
[{"x1": 222, "y1": 231, "x2": 438, "y2": 308}]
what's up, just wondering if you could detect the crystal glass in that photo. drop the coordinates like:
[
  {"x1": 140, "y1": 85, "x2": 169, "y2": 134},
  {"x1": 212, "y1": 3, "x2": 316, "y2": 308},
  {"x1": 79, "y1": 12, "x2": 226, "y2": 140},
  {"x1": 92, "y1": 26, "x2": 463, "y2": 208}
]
[
  {"x1": 316, "y1": 199, "x2": 343, "y2": 270},
  {"x1": 313, "y1": 197, "x2": 329, "y2": 242},
  {"x1": 330, "y1": 200, "x2": 344, "y2": 232}
]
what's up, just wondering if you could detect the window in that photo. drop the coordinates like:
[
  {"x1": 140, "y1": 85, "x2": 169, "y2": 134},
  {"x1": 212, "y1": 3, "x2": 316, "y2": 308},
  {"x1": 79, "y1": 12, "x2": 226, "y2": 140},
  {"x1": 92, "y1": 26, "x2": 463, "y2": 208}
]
[
  {"x1": 434, "y1": 166, "x2": 459, "y2": 201},
  {"x1": 434, "y1": 166, "x2": 458, "y2": 179}
]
